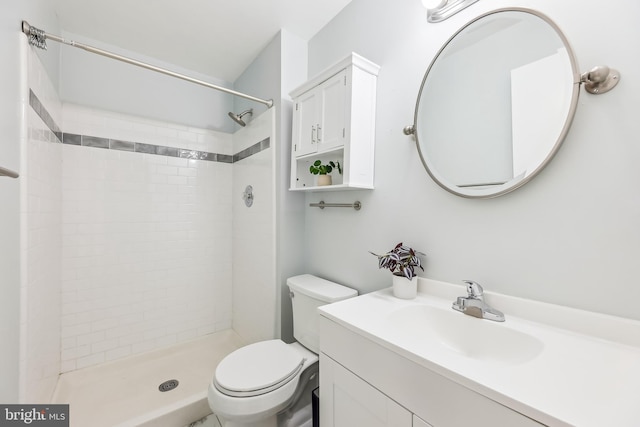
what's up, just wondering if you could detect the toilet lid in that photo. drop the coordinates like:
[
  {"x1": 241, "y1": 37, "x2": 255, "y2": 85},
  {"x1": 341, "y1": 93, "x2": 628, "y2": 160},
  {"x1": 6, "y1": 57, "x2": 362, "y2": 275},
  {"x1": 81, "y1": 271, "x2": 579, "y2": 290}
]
[{"x1": 214, "y1": 340, "x2": 305, "y2": 397}]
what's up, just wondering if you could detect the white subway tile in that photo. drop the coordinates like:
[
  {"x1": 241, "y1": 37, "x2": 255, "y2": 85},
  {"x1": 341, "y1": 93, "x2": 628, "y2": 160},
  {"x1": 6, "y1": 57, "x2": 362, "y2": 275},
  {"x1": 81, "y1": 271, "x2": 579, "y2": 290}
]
[
  {"x1": 167, "y1": 175, "x2": 188, "y2": 186},
  {"x1": 118, "y1": 332, "x2": 144, "y2": 346},
  {"x1": 105, "y1": 346, "x2": 132, "y2": 362},
  {"x1": 61, "y1": 345, "x2": 90, "y2": 361},
  {"x1": 167, "y1": 157, "x2": 188, "y2": 167},
  {"x1": 91, "y1": 317, "x2": 119, "y2": 332},
  {"x1": 76, "y1": 352, "x2": 105, "y2": 370},
  {"x1": 55, "y1": 103, "x2": 236, "y2": 372},
  {"x1": 60, "y1": 337, "x2": 77, "y2": 350},
  {"x1": 60, "y1": 360, "x2": 76, "y2": 373},
  {"x1": 157, "y1": 165, "x2": 178, "y2": 176},
  {"x1": 145, "y1": 154, "x2": 168, "y2": 165},
  {"x1": 91, "y1": 338, "x2": 119, "y2": 354},
  {"x1": 76, "y1": 331, "x2": 106, "y2": 346},
  {"x1": 61, "y1": 323, "x2": 91, "y2": 338},
  {"x1": 131, "y1": 340, "x2": 157, "y2": 355}
]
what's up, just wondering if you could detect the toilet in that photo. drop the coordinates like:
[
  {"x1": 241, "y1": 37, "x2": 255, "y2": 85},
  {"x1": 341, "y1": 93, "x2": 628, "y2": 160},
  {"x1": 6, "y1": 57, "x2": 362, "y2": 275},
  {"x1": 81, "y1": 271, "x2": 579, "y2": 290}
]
[{"x1": 207, "y1": 274, "x2": 357, "y2": 427}]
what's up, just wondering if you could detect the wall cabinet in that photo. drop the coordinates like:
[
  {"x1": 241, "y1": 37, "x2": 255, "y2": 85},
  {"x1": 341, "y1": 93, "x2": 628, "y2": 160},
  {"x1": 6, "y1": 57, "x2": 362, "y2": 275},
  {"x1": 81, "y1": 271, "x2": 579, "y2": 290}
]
[
  {"x1": 289, "y1": 53, "x2": 379, "y2": 191},
  {"x1": 293, "y1": 70, "x2": 347, "y2": 157}
]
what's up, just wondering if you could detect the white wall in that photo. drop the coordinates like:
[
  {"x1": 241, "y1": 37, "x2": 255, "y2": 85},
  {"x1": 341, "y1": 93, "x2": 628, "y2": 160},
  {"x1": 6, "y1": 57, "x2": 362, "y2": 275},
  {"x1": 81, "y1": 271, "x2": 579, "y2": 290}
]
[
  {"x1": 3, "y1": 1, "x2": 300, "y2": 401},
  {"x1": 59, "y1": 32, "x2": 236, "y2": 133},
  {"x1": 22, "y1": 44, "x2": 63, "y2": 403},
  {"x1": 276, "y1": 31, "x2": 308, "y2": 342},
  {"x1": 231, "y1": 37, "x2": 279, "y2": 344},
  {"x1": 4, "y1": 5, "x2": 286, "y2": 392},
  {"x1": 234, "y1": 30, "x2": 308, "y2": 342},
  {"x1": 0, "y1": 0, "x2": 60, "y2": 403},
  {"x1": 19, "y1": 48, "x2": 281, "y2": 379},
  {"x1": 59, "y1": 105, "x2": 234, "y2": 371},
  {"x1": 304, "y1": 0, "x2": 640, "y2": 320},
  {"x1": 231, "y1": 109, "x2": 277, "y2": 343}
]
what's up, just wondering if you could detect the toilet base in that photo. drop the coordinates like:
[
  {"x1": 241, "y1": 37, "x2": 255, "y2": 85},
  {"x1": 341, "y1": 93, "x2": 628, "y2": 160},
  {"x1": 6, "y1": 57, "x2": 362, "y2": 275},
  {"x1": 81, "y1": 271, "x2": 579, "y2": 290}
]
[
  {"x1": 215, "y1": 360, "x2": 318, "y2": 427},
  {"x1": 217, "y1": 414, "x2": 277, "y2": 427}
]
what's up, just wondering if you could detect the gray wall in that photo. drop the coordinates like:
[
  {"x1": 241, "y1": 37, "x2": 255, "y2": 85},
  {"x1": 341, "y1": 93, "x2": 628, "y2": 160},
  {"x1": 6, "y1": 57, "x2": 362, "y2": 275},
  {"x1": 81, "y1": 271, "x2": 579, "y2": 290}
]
[
  {"x1": 275, "y1": 31, "x2": 308, "y2": 343},
  {"x1": 303, "y1": 0, "x2": 640, "y2": 320},
  {"x1": 234, "y1": 30, "x2": 308, "y2": 342},
  {"x1": 0, "y1": 0, "x2": 59, "y2": 403},
  {"x1": 59, "y1": 31, "x2": 235, "y2": 132}
]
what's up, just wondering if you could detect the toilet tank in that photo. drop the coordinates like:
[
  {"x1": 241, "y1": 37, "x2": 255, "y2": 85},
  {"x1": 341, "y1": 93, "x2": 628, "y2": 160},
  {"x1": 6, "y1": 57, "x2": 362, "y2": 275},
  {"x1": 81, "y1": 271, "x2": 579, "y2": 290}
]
[{"x1": 287, "y1": 274, "x2": 357, "y2": 354}]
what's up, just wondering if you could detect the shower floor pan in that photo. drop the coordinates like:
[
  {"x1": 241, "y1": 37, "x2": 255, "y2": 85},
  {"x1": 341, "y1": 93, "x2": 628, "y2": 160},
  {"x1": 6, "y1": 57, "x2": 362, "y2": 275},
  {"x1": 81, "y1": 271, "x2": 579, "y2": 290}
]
[{"x1": 51, "y1": 330, "x2": 244, "y2": 427}]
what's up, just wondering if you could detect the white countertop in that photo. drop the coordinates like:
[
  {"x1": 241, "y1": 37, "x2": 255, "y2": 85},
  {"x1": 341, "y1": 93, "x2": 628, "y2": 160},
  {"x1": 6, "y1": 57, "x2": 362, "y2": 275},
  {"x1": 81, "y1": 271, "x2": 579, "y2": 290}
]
[{"x1": 318, "y1": 278, "x2": 640, "y2": 427}]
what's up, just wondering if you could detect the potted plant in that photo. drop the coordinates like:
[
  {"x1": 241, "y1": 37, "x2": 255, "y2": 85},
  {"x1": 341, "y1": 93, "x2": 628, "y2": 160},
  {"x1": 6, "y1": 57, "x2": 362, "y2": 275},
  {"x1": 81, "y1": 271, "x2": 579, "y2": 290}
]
[
  {"x1": 370, "y1": 242, "x2": 425, "y2": 299},
  {"x1": 309, "y1": 160, "x2": 342, "y2": 186}
]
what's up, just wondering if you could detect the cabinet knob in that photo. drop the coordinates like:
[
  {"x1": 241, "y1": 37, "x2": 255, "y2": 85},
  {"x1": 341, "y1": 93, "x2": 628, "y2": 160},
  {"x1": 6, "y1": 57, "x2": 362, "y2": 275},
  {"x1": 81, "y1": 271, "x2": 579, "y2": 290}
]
[
  {"x1": 317, "y1": 124, "x2": 322, "y2": 142},
  {"x1": 311, "y1": 126, "x2": 316, "y2": 143}
]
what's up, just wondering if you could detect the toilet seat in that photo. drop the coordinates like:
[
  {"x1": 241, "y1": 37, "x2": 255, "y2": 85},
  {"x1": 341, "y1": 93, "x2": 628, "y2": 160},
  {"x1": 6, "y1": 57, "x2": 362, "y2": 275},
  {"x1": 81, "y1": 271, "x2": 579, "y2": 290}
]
[{"x1": 214, "y1": 340, "x2": 306, "y2": 397}]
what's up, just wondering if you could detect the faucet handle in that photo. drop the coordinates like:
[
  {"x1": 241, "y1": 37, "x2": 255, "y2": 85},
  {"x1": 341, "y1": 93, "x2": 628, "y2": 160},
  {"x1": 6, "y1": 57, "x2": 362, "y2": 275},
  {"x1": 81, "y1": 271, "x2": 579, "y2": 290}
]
[{"x1": 463, "y1": 280, "x2": 483, "y2": 298}]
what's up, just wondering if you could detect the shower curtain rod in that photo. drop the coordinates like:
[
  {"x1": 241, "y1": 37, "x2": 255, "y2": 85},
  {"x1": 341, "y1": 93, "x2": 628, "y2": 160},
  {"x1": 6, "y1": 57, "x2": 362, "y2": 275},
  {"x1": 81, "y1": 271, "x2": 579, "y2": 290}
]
[{"x1": 21, "y1": 21, "x2": 274, "y2": 108}]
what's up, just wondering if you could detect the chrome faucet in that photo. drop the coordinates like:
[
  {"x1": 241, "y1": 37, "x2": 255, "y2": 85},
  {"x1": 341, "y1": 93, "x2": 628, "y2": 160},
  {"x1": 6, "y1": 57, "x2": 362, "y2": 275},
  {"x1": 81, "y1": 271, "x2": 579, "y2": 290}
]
[{"x1": 452, "y1": 280, "x2": 505, "y2": 322}]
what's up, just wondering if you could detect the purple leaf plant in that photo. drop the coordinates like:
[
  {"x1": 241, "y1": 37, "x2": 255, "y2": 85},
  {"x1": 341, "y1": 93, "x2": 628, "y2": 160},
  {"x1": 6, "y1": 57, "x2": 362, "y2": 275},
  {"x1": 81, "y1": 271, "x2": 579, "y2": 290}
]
[{"x1": 369, "y1": 242, "x2": 425, "y2": 280}]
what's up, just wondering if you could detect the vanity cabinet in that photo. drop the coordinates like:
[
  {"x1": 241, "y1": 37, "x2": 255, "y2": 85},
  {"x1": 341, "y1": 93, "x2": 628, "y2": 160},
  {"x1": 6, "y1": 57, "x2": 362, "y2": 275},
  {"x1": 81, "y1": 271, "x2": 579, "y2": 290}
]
[
  {"x1": 289, "y1": 53, "x2": 379, "y2": 191},
  {"x1": 320, "y1": 354, "x2": 412, "y2": 427},
  {"x1": 319, "y1": 316, "x2": 543, "y2": 427}
]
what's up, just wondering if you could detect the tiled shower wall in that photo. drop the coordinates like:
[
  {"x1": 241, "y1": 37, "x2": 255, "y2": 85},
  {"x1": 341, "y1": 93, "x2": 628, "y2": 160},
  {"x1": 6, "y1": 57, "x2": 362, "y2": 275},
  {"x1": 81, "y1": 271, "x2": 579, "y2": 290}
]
[
  {"x1": 23, "y1": 46, "x2": 275, "y2": 390},
  {"x1": 231, "y1": 110, "x2": 276, "y2": 345},
  {"x1": 59, "y1": 105, "x2": 235, "y2": 372},
  {"x1": 21, "y1": 44, "x2": 63, "y2": 402}
]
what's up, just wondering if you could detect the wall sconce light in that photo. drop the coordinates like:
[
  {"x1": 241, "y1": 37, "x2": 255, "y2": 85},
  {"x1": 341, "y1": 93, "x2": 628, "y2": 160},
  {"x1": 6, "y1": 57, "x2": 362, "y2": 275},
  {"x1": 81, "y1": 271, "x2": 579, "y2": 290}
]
[{"x1": 421, "y1": 0, "x2": 479, "y2": 23}]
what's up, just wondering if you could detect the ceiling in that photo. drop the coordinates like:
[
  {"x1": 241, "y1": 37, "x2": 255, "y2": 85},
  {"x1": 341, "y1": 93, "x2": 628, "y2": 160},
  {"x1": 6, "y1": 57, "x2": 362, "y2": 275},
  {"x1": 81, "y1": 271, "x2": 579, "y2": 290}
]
[{"x1": 53, "y1": 0, "x2": 353, "y2": 82}]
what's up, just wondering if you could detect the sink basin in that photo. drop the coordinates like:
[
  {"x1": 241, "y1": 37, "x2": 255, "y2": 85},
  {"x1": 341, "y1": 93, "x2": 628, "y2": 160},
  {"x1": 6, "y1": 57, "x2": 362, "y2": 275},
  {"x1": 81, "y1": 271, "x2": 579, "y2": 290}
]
[
  {"x1": 387, "y1": 305, "x2": 543, "y2": 364},
  {"x1": 319, "y1": 280, "x2": 640, "y2": 426}
]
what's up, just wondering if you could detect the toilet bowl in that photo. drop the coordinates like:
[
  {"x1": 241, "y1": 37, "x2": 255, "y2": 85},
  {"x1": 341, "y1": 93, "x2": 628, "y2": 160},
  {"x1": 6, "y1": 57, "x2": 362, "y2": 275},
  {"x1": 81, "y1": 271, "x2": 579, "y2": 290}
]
[
  {"x1": 207, "y1": 274, "x2": 357, "y2": 427},
  {"x1": 208, "y1": 341, "x2": 317, "y2": 426}
]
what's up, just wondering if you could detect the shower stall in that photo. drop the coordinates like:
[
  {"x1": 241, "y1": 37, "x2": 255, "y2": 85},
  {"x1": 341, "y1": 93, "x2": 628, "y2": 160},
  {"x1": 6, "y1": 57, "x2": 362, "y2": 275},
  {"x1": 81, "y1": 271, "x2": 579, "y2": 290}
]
[{"x1": 17, "y1": 21, "x2": 292, "y2": 425}]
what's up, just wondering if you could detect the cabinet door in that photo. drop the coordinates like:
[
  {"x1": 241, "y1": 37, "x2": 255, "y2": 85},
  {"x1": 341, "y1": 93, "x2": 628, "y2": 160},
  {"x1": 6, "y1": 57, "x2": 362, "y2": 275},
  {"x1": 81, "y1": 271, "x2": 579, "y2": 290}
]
[
  {"x1": 317, "y1": 70, "x2": 347, "y2": 152},
  {"x1": 293, "y1": 88, "x2": 318, "y2": 157},
  {"x1": 320, "y1": 354, "x2": 411, "y2": 427}
]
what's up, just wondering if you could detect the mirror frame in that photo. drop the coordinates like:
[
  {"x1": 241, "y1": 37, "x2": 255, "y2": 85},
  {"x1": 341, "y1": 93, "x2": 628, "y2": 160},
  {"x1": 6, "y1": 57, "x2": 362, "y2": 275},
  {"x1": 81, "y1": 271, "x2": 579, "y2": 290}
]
[{"x1": 413, "y1": 8, "x2": 581, "y2": 199}]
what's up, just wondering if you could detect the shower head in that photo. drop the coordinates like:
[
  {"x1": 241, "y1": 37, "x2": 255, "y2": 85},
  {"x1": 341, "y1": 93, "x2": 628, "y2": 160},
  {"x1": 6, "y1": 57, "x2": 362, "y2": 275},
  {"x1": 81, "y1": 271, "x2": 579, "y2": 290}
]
[{"x1": 228, "y1": 109, "x2": 253, "y2": 127}]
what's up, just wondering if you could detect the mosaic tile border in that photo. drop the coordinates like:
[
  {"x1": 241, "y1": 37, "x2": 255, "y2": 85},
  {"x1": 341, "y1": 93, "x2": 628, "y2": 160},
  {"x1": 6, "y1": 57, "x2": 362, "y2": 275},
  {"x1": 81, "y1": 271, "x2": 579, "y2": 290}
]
[
  {"x1": 29, "y1": 89, "x2": 269, "y2": 163},
  {"x1": 29, "y1": 89, "x2": 62, "y2": 143}
]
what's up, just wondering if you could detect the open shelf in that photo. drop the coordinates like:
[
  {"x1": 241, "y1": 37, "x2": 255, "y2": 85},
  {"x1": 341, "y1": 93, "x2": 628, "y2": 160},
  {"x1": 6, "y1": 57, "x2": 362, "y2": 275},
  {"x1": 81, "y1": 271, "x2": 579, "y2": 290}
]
[{"x1": 291, "y1": 149, "x2": 345, "y2": 190}]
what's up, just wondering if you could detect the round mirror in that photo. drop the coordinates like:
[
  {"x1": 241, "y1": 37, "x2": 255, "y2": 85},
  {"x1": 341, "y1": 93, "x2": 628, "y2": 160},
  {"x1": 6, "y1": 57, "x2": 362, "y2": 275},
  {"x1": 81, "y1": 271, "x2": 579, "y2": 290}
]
[{"x1": 413, "y1": 8, "x2": 580, "y2": 198}]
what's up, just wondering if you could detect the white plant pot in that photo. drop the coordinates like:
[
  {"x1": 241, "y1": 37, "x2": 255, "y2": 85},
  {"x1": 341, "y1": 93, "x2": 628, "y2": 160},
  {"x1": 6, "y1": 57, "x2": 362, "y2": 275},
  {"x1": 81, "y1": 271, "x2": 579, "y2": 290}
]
[
  {"x1": 392, "y1": 275, "x2": 417, "y2": 299},
  {"x1": 317, "y1": 174, "x2": 332, "y2": 186}
]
